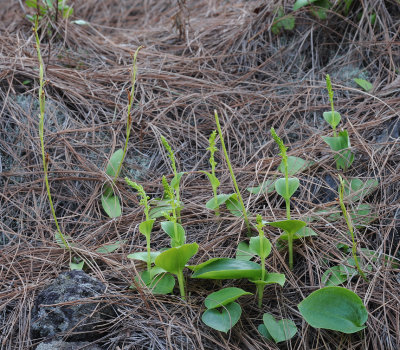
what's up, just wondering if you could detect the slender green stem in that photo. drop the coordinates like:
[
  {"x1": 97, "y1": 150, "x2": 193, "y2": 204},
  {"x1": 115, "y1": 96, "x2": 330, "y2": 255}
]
[
  {"x1": 34, "y1": 19, "x2": 70, "y2": 250},
  {"x1": 212, "y1": 185, "x2": 220, "y2": 216},
  {"x1": 338, "y1": 176, "x2": 368, "y2": 281},
  {"x1": 257, "y1": 284, "x2": 264, "y2": 308},
  {"x1": 177, "y1": 270, "x2": 186, "y2": 299},
  {"x1": 214, "y1": 110, "x2": 251, "y2": 235},
  {"x1": 145, "y1": 234, "x2": 151, "y2": 272},
  {"x1": 326, "y1": 74, "x2": 337, "y2": 137},
  {"x1": 288, "y1": 233, "x2": 294, "y2": 270},
  {"x1": 113, "y1": 46, "x2": 143, "y2": 182}
]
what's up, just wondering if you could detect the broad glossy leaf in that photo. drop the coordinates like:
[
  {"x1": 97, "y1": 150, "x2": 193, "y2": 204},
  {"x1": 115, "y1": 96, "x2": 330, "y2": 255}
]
[
  {"x1": 321, "y1": 266, "x2": 348, "y2": 286},
  {"x1": 267, "y1": 219, "x2": 307, "y2": 235},
  {"x1": 354, "y1": 78, "x2": 373, "y2": 92},
  {"x1": 247, "y1": 179, "x2": 275, "y2": 194},
  {"x1": 249, "y1": 236, "x2": 272, "y2": 258},
  {"x1": 133, "y1": 270, "x2": 175, "y2": 295},
  {"x1": 161, "y1": 221, "x2": 185, "y2": 246},
  {"x1": 323, "y1": 111, "x2": 341, "y2": 129},
  {"x1": 249, "y1": 273, "x2": 286, "y2": 287},
  {"x1": 191, "y1": 258, "x2": 261, "y2": 280},
  {"x1": 96, "y1": 241, "x2": 124, "y2": 254},
  {"x1": 127, "y1": 251, "x2": 161, "y2": 264},
  {"x1": 206, "y1": 193, "x2": 235, "y2": 210},
  {"x1": 139, "y1": 219, "x2": 155, "y2": 237},
  {"x1": 202, "y1": 302, "x2": 241, "y2": 333},
  {"x1": 101, "y1": 192, "x2": 121, "y2": 218},
  {"x1": 279, "y1": 227, "x2": 317, "y2": 241},
  {"x1": 105, "y1": 149, "x2": 123, "y2": 177},
  {"x1": 236, "y1": 241, "x2": 255, "y2": 261},
  {"x1": 298, "y1": 286, "x2": 368, "y2": 333},
  {"x1": 278, "y1": 156, "x2": 313, "y2": 176},
  {"x1": 155, "y1": 243, "x2": 198, "y2": 275},
  {"x1": 205, "y1": 287, "x2": 252, "y2": 309},
  {"x1": 260, "y1": 313, "x2": 297, "y2": 343},
  {"x1": 275, "y1": 178, "x2": 299, "y2": 200},
  {"x1": 170, "y1": 172, "x2": 185, "y2": 190}
]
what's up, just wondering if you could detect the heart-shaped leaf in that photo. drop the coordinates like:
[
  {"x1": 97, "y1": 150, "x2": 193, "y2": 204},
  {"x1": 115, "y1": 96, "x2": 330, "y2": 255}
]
[
  {"x1": 278, "y1": 227, "x2": 317, "y2": 241},
  {"x1": 249, "y1": 273, "x2": 286, "y2": 287},
  {"x1": 278, "y1": 156, "x2": 314, "y2": 176},
  {"x1": 275, "y1": 178, "x2": 299, "y2": 200},
  {"x1": 298, "y1": 286, "x2": 368, "y2": 333},
  {"x1": 323, "y1": 111, "x2": 341, "y2": 129},
  {"x1": 321, "y1": 266, "x2": 349, "y2": 286},
  {"x1": 202, "y1": 302, "x2": 241, "y2": 333},
  {"x1": 105, "y1": 149, "x2": 123, "y2": 177},
  {"x1": 101, "y1": 190, "x2": 121, "y2": 218},
  {"x1": 127, "y1": 251, "x2": 161, "y2": 264},
  {"x1": 267, "y1": 219, "x2": 307, "y2": 235},
  {"x1": 236, "y1": 242, "x2": 255, "y2": 261},
  {"x1": 249, "y1": 236, "x2": 272, "y2": 259},
  {"x1": 206, "y1": 193, "x2": 235, "y2": 210},
  {"x1": 132, "y1": 270, "x2": 175, "y2": 295},
  {"x1": 205, "y1": 287, "x2": 252, "y2": 309},
  {"x1": 191, "y1": 258, "x2": 261, "y2": 280},
  {"x1": 259, "y1": 313, "x2": 297, "y2": 343},
  {"x1": 139, "y1": 219, "x2": 155, "y2": 237},
  {"x1": 155, "y1": 243, "x2": 199, "y2": 275}
]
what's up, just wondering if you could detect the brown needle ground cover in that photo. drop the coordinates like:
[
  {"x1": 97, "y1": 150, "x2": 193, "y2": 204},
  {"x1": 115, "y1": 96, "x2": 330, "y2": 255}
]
[{"x1": 0, "y1": 1, "x2": 399, "y2": 349}]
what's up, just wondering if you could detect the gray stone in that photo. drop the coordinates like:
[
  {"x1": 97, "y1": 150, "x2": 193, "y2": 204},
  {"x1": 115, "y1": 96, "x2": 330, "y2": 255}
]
[
  {"x1": 31, "y1": 270, "x2": 114, "y2": 341},
  {"x1": 35, "y1": 340, "x2": 102, "y2": 350}
]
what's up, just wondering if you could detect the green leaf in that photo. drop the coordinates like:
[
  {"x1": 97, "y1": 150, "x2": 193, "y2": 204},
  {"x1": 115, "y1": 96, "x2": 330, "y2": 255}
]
[
  {"x1": 343, "y1": 178, "x2": 379, "y2": 201},
  {"x1": 354, "y1": 78, "x2": 373, "y2": 92},
  {"x1": 266, "y1": 219, "x2": 307, "y2": 235},
  {"x1": 155, "y1": 243, "x2": 199, "y2": 275},
  {"x1": 127, "y1": 251, "x2": 161, "y2": 264},
  {"x1": 249, "y1": 273, "x2": 286, "y2": 287},
  {"x1": 202, "y1": 171, "x2": 220, "y2": 189},
  {"x1": 133, "y1": 270, "x2": 175, "y2": 295},
  {"x1": 260, "y1": 313, "x2": 297, "y2": 343},
  {"x1": 149, "y1": 202, "x2": 173, "y2": 219},
  {"x1": 105, "y1": 149, "x2": 123, "y2": 177},
  {"x1": 275, "y1": 178, "x2": 299, "y2": 200},
  {"x1": 281, "y1": 15, "x2": 295, "y2": 30},
  {"x1": 206, "y1": 193, "x2": 235, "y2": 210},
  {"x1": 69, "y1": 260, "x2": 84, "y2": 271},
  {"x1": 101, "y1": 191, "x2": 121, "y2": 218},
  {"x1": 55, "y1": 232, "x2": 73, "y2": 249},
  {"x1": 191, "y1": 258, "x2": 261, "y2": 280},
  {"x1": 247, "y1": 179, "x2": 275, "y2": 194},
  {"x1": 96, "y1": 241, "x2": 124, "y2": 254},
  {"x1": 322, "y1": 131, "x2": 354, "y2": 170},
  {"x1": 202, "y1": 302, "x2": 242, "y2": 333},
  {"x1": 205, "y1": 287, "x2": 252, "y2": 309},
  {"x1": 139, "y1": 219, "x2": 155, "y2": 237},
  {"x1": 226, "y1": 196, "x2": 245, "y2": 217},
  {"x1": 321, "y1": 266, "x2": 349, "y2": 286},
  {"x1": 71, "y1": 19, "x2": 89, "y2": 25},
  {"x1": 310, "y1": 0, "x2": 330, "y2": 19},
  {"x1": 170, "y1": 172, "x2": 185, "y2": 190},
  {"x1": 25, "y1": 0, "x2": 38, "y2": 8},
  {"x1": 160, "y1": 221, "x2": 185, "y2": 246},
  {"x1": 293, "y1": 0, "x2": 320, "y2": 11},
  {"x1": 22, "y1": 79, "x2": 31, "y2": 85},
  {"x1": 323, "y1": 111, "x2": 341, "y2": 129},
  {"x1": 278, "y1": 156, "x2": 313, "y2": 176},
  {"x1": 62, "y1": 6, "x2": 73, "y2": 18},
  {"x1": 258, "y1": 324, "x2": 273, "y2": 341},
  {"x1": 249, "y1": 236, "x2": 272, "y2": 258},
  {"x1": 351, "y1": 203, "x2": 376, "y2": 227},
  {"x1": 298, "y1": 286, "x2": 368, "y2": 333},
  {"x1": 278, "y1": 227, "x2": 317, "y2": 241},
  {"x1": 236, "y1": 242, "x2": 255, "y2": 261}
]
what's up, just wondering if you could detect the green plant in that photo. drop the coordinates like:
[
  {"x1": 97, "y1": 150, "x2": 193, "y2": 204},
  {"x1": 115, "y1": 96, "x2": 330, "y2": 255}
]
[
  {"x1": 214, "y1": 110, "x2": 251, "y2": 235},
  {"x1": 101, "y1": 46, "x2": 142, "y2": 218},
  {"x1": 26, "y1": 0, "x2": 73, "y2": 26},
  {"x1": 354, "y1": 78, "x2": 373, "y2": 92},
  {"x1": 201, "y1": 287, "x2": 251, "y2": 333},
  {"x1": 271, "y1": 7, "x2": 295, "y2": 35},
  {"x1": 322, "y1": 75, "x2": 354, "y2": 171},
  {"x1": 258, "y1": 313, "x2": 297, "y2": 343},
  {"x1": 298, "y1": 286, "x2": 368, "y2": 334},
  {"x1": 34, "y1": 18, "x2": 70, "y2": 250},
  {"x1": 293, "y1": 0, "x2": 331, "y2": 20}
]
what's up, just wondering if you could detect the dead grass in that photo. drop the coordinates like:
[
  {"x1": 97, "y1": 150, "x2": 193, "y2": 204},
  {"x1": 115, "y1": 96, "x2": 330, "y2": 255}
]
[{"x1": 0, "y1": 0, "x2": 399, "y2": 349}]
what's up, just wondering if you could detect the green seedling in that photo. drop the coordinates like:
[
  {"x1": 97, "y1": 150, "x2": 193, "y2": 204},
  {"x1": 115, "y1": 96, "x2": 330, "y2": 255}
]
[
  {"x1": 266, "y1": 128, "x2": 310, "y2": 269},
  {"x1": 202, "y1": 287, "x2": 251, "y2": 333},
  {"x1": 34, "y1": 18, "x2": 70, "y2": 250},
  {"x1": 202, "y1": 130, "x2": 221, "y2": 216},
  {"x1": 26, "y1": 0, "x2": 73, "y2": 23},
  {"x1": 154, "y1": 242, "x2": 198, "y2": 299},
  {"x1": 298, "y1": 286, "x2": 368, "y2": 334},
  {"x1": 338, "y1": 175, "x2": 368, "y2": 281},
  {"x1": 293, "y1": 0, "x2": 331, "y2": 20},
  {"x1": 322, "y1": 75, "x2": 354, "y2": 171},
  {"x1": 258, "y1": 313, "x2": 297, "y2": 343},
  {"x1": 214, "y1": 110, "x2": 251, "y2": 235},
  {"x1": 101, "y1": 47, "x2": 142, "y2": 218}
]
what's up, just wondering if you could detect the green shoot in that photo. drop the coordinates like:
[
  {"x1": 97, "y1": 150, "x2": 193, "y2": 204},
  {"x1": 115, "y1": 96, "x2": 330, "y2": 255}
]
[
  {"x1": 214, "y1": 110, "x2": 251, "y2": 235},
  {"x1": 34, "y1": 18, "x2": 70, "y2": 250},
  {"x1": 338, "y1": 175, "x2": 368, "y2": 281},
  {"x1": 255, "y1": 215, "x2": 266, "y2": 307},
  {"x1": 203, "y1": 130, "x2": 220, "y2": 216}
]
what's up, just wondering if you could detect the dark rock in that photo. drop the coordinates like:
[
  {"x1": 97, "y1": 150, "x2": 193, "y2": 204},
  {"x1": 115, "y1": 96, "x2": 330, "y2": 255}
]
[
  {"x1": 35, "y1": 340, "x2": 102, "y2": 350},
  {"x1": 31, "y1": 270, "x2": 114, "y2": 342}
]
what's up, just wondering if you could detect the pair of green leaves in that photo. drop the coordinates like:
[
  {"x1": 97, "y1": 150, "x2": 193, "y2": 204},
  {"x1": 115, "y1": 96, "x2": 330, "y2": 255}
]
[
  {"x1": 205, "y1": 193, "x2": 245, "y2": 218},
  {"x1": 202, "y1": 287, "x2": 251, "y2": 333},
  {"x1": 298, "y1": 286, "x2": 368, "y2": 334},
  {"x1": 258, "y1": 313, "x2": 297, "y2": 343}
]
